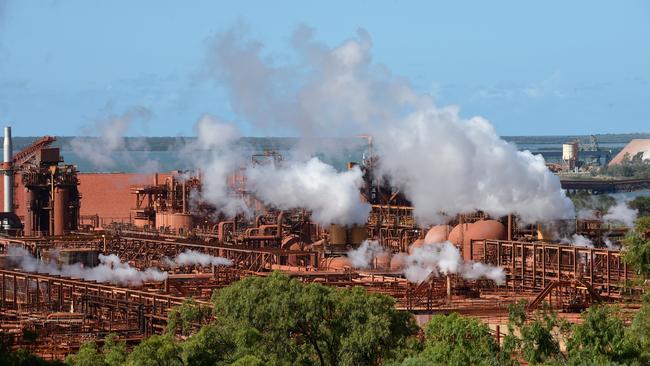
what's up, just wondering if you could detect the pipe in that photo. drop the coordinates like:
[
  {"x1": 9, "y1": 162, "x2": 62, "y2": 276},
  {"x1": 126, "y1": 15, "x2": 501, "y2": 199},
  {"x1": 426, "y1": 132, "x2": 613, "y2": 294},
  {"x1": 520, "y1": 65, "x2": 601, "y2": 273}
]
[
  {"x1": 507, "y1": 214, "x2": 513, "y2": 241},
  {"x1": 3, "y1": 126, "x2": 13, "y2": 213}
]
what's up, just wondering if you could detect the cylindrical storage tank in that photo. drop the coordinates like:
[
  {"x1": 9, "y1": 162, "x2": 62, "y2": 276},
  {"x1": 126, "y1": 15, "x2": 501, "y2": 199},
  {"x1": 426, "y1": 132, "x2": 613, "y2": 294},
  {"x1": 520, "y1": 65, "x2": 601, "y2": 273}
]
[
  {"x1": 562, "y1": 142, "x2": 578, "y2": 161},
  {"x1": 424, "y1": 225, "x2": 452, "y2": 244},
  {"x1": 321, "y1": 256, "x2": 351, "y2": 270},
  {"x1": 155, "y1": 212, "x2": 169, "y2": 228},
  {"x1": 53, "y1": 187, "x2": 69, "y2": 236},
  {"x1": 408, "y1": 238, "x2": 425, "y2": 254},
  {"x1": 170, "y1": 213, "x2": 193, "y2": 233},
  {"x1": 349, "y1": 225, "x2": 367, "y2": 245},
  {"x1": 462, "y1": 220, "x2": 506, "y2": 261},
  {"x1": 329, "y1": 224, "x2": 347, "y2": 245}
]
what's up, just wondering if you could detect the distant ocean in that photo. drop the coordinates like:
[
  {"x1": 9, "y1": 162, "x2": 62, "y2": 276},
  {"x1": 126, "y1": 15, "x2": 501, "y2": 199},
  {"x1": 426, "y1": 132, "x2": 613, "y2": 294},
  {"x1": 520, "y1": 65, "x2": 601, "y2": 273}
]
[{"x1": 12, "y1": 135, "x2": 641, "y2": 173}]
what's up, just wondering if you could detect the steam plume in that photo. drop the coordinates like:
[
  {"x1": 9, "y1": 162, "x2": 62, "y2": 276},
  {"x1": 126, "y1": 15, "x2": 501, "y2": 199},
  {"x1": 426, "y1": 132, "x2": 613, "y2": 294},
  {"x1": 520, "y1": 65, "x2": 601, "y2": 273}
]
[
  {"x1": 182, "y1": 114, "x2": 249, "y2": 217},
  {"x1": 246, "y1": 157, "x2": 370, "y2": 225},
  {"x1": 603, "y1": 198, "x2": 638, "y2": 228},
  {"x1": 163, "y1": 249, "x2": 233, "y2": 268},
  {"x1": 347, "y1": 240, "x2": 386, "y2": 268},
  {"x1": 68, "y1": 106, "x2": 160, "y2": 172},
  {"x1": 561, "y1": 234, "x2": 593, "y2": 248},
  {"x1": 6, "y1": 247, "x2": 167, "y2": 286},
  {"x1": 400, "y1": 242, "x2": 505, "y2": 284},
  {"x1": 201, "y1": 25, "x2": 574, "y2": 225}
]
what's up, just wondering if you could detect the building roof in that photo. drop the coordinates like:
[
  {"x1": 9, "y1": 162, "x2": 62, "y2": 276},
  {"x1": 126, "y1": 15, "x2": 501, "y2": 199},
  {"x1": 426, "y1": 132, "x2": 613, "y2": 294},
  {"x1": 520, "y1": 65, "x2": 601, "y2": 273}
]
[{"x1": 608, "y1": 139, "x2": 650, "y2": 166}]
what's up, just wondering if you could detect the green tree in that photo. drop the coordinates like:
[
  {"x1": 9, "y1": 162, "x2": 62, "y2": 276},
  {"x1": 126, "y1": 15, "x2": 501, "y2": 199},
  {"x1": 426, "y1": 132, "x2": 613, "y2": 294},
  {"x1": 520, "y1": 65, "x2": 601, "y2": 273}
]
[
  {"x1": 212, "y1": 271, "x2": 418, "y2": 366},
  {"x1": 102, "y1": 334, "x2": 127, "y2": 366},
  {"x1": 64, "y1": 342, "x2": 106, "y2": 366},
  {"x1": 623, "y1": 216, "x2": 650, "y2": 279},
  {"x1": 125, "y1": 334, "x2": 184, "y2": 366},
  {"x1": 566, "y1": 305, "x2": 637, "y2": 365},
  {"x1": 400, "y1": 313, "x2": 503, "y2": 366},
  {"x1": 629, "y1": 196, "x2": 650, "y2": 217},
  {"x1": 166, "y1": 298, "x2": 213, "y2": 336},
  {"x1": 502, "y1": 301, "x2": 566, "y2": 365},
  {"x1": 181, "y1": 325, "x2": 234, "y2": 366}
]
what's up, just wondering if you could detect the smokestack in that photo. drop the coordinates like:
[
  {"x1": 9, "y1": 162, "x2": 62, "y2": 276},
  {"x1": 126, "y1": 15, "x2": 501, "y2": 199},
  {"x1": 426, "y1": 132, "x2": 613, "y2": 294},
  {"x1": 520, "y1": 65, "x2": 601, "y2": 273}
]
[{"x1": 3, "y1": 126, "x2": 13, "y2": 213}]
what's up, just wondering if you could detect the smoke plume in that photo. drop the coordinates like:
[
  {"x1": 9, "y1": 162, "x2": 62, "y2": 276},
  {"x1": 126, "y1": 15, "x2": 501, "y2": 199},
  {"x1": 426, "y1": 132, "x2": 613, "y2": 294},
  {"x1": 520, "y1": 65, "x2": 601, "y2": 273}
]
[
  {"x1": 603, "y1": 198, "x2": 638, "y2": 228},
  {"x1": 246, "y1": 157, "x2": 370, "y2": 225},
  {"x1": 346, "y1": 240, "x2": 386, "y2": 268},
  {"x1": 182, "y1": 114, "x2": 250, "y2": 217},
  {"x1": 163, "y1": 249, "x2": 233, "y2": 268},
  {"x1": 400, "y1": 242, "x2": 505, "y2": 285},
  {"x1": 68, "y1": 106, "x2": 160, "y2": 172},
  {"x1": 201, "y1": 25, "x2": 574, "y2": 225},
  {"x1": 561, "y1": 234, "x2": 593, "y2": 248},
  {"x1": 6, "y1": 246, "x2": 167, "y2": 286}
]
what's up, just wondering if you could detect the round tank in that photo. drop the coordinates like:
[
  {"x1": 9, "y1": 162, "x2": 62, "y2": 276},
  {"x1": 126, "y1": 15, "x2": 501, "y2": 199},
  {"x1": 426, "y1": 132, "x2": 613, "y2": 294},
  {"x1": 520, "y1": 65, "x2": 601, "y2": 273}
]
[
  {"x1": 322, "y1": 256, "x2": 351, "y2": 270},
  {"x1": 155, "y1": 212, "x2": 169, "y2": 228},
  {"x1": 170, "y1": 213, "x2": 193, "y2": 232},
  {"x1": 329, "y1": 224, "x2": 347, "y2": 245},
  {"x1": 390, "y1": 254, "x2": 407, "y2": 271},
  {"x1": 349, "y1": 225, "x2": 368, "y2": 245},
  {"x1": 464, "y1": 220, "x2": 506, "y2": 242},
  {"x1": 562, "y1": 142, "x2": 579, "y2": 161},
  {"x1": 448, "y1": 223, "x2": 471, "y2": 247},
  {"x1": 53, "y1": 187, "x2": 69, "y2": 236},
  {"x1": 461, "y1": 220, "x2": 506, "y2": 260},
  {"x1": 408, "y1": 238, "x2": 425, "y2": 254},
  {"x1": 424, "y1": 225, "x2": 452, "y2": 244}
]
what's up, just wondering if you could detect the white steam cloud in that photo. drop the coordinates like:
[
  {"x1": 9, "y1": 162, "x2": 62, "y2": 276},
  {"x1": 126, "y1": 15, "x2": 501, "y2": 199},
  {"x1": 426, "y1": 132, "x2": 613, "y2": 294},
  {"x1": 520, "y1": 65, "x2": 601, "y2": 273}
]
[
  {"x1": 346, "y1": 240, "x2": 386, "y2": 268},
  {"x1": 375, "y1": 110, "x2": 574, "y2": 224},
  {"x1": 6, "y1": 246, "x2": 167, "y2": 286},
  {"x1": 398, "y1": 242, "x2": 505, "y2": 285},
  {"x1": 246, "y1": 157, "x2": 370, "y2": 225},
  {"x1": 183, "y1": 114, "x2": 250, "y2": 217},
  {"x1": 561, "y1": 234, "x2": 593, "y2": 248},
  {"x1": 68, "y1": 106, "x2": 160, "y2": 172},
  {"x1": 164, "y1": 249, "x2": 233, "y2": 268},
  {"x1": 201, "y1": 25, "x2": 574, "y2": 225},
  {"x1": 603, "y1": 198, "x2": 638, "y2": 228}
]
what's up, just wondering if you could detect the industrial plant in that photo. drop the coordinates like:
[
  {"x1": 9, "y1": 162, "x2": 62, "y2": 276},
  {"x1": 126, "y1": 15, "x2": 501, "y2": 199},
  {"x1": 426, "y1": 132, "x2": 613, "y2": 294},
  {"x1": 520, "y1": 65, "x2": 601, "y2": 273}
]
[{"x1": 0, "y1": 124, "x2": 646, "y2": 361}]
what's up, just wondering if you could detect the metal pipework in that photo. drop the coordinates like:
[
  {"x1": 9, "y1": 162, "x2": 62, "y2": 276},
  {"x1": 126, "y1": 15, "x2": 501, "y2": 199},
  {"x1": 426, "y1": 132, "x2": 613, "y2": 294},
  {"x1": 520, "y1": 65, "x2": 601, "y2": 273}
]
[{"x1": 3, "y1": 126, "x2": 13, "y2": 213}]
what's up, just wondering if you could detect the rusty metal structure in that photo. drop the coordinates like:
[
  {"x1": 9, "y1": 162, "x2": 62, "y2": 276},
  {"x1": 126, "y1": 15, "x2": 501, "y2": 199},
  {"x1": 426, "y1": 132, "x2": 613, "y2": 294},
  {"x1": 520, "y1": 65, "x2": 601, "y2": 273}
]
[
  {"x1": 0, "y1": 134, "x2": 644, "y2": 359},
  {"x1": 21, "y1": 147, "x2": 80, "y2": 236}
]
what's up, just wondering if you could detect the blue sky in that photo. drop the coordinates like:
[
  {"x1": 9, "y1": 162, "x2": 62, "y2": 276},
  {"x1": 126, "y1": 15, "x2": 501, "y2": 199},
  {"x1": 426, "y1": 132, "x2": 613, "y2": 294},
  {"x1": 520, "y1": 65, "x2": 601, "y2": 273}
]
[{"x1": 0, "y1": 0, "x2": 648, "y2": 137}]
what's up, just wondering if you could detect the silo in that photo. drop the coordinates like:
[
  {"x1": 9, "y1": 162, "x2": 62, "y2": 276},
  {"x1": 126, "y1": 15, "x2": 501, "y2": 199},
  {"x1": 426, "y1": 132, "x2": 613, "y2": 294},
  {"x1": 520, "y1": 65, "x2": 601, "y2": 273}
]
[{"x1": 53, "y1": 187, "x2": 69, "y2": 236}]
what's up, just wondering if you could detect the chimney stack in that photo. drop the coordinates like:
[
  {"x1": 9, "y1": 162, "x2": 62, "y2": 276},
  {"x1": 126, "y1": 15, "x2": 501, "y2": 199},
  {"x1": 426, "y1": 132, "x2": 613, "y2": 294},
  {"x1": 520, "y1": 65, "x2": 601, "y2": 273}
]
[{"x1": 3, "y1": 126, "x2": 14, "y2": 213}]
